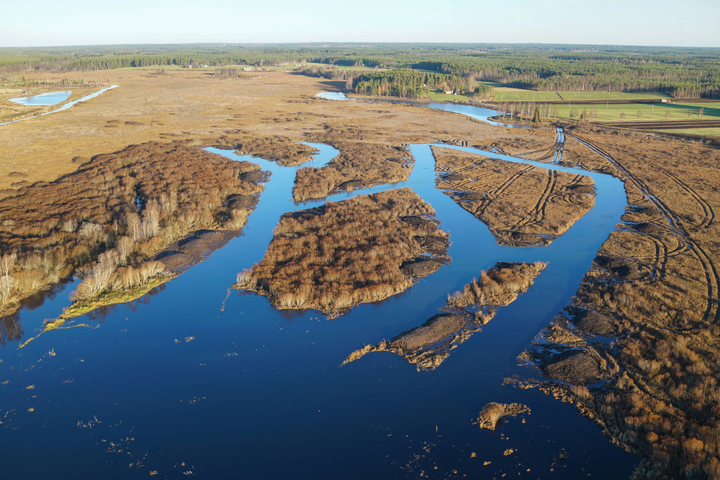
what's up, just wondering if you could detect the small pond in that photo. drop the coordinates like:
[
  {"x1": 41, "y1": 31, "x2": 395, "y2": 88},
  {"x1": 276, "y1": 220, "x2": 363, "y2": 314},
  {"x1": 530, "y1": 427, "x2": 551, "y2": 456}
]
[{"x1": 9, "y1": 90, "x2": 72, "y2": 106}]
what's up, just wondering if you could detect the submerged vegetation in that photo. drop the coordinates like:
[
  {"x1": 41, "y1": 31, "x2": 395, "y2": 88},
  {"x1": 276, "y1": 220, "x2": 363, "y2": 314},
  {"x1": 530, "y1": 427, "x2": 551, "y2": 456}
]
[{"x1": 234, "y1": 188, "x2": 450, "y2": 318}]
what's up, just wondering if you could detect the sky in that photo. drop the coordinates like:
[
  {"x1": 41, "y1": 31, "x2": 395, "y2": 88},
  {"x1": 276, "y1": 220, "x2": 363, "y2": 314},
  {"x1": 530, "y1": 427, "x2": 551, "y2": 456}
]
[{"x1": 2, "y1": 0, "x2": 719, "y2": 48}]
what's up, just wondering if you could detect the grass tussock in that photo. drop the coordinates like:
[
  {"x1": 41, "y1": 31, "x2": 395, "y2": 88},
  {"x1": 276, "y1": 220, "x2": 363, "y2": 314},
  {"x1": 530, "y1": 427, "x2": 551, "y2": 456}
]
[
  {"x1": 0, "y1": 140, "x2": 266, "y2": 329},
  {"x1": 344, "y1": 261, "x2": 547, "y2": 370},
  {"x1": 432, "y1": 146, "x2": 596, "y2": 246},
  {"x1": 234, "y1": 188, "x2": 449, "y2": 318},
  {"x1": 293, "y1": 141, "x2": 413, "y2": 202},
  {"x1": 477, "y1": 402, "x2": 530, "y2": 431}
]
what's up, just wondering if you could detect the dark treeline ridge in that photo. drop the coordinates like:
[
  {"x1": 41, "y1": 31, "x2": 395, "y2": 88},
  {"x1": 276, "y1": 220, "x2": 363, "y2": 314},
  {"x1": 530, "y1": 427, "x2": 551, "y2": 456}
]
[
  {"x1": 2, "y1": 44, "x2": 719, "y2": 98},
  {"x1": 351, "y1": 70, "x2": 490, "y2": 98},
  {"x1": 2, "y1": 43, "x2": 719, "y2": 98}
]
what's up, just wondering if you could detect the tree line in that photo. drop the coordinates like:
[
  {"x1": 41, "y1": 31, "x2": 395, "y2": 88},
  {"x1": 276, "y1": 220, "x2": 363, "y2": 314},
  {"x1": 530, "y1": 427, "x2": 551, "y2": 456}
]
[{"x1": 2, "y1": 44, "x2": 719, "y2": 98}]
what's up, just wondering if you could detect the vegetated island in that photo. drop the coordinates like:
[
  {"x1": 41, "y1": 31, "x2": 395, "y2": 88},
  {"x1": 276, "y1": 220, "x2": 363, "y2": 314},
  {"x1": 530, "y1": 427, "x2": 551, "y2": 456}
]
[
  {"x1": 293, "y1": 140, "x2": 413, "y2": 202},
  {"x1": 0, "y1": 140, "x2": 268, "y2": 340},
  {"x1": 344, "y1": 261, "x2": 547, "y2": 370},
  {"x1": 432, "y1": 146, "x2": 596, "y2": 246},
  {"x1": 209, "y1": 131, "x2": 319, "y2": 166},
  {"x1": 233, "y1": 188, "x2": 449, "y2": 318},
  {"x1": 476, "y1": 402, "x2": 530, "y2": 431}
]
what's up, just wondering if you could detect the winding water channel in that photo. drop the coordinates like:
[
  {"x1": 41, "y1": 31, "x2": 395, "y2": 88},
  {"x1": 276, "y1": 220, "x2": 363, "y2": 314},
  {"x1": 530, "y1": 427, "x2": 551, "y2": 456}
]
[{"x1": 0, "y1": 97, "x2": 639, "y2": 478}]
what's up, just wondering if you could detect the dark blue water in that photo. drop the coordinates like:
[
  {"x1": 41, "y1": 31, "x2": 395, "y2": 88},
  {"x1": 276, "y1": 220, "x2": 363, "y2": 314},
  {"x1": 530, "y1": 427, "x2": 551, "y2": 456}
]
[{"x1": 0, "y1": 105, "x2": 639, "y2": 479}]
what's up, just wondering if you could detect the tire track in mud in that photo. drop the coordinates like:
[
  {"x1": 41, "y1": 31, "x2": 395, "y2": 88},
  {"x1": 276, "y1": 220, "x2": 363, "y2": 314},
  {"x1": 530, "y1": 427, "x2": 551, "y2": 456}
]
[
  {"x1": 491, "y1": 165, "x2": 534, "y2": 198},
  {"x1": 550, "y1": 128, "x2": 565, "y2": 165},
  {"x1": 517, "y1": 169, "x2": 556, "y2": 229},
  {"x1": 466, "y1": 165, "x2": 536, "y2": 219},
  {"x1": 515, "y1": 127, "x2": 564, "y2": 165},
  {"x1": 663, "y1": 171, "x2": 715, "y2": 230},
  {"x1": 621, "y1": 228, "x2": 667, "y2": 282},
  {"x1": 568, "y1": 134, "x2": 720, "y2": 326}
]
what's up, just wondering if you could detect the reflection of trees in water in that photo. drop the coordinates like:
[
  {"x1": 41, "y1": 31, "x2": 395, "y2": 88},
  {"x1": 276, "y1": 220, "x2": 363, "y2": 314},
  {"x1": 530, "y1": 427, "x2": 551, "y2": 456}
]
[
  {"x1": 125, "y1": 283, "x2": 167, "y2": 314},
  {"x1": 0, "y1": 281, "x2": 168, "y2": 344},
  {"x1": 0, "y1": 312, "x2": 22, "y2": 346},
  {"x1": 0, "y1": 279, "x2": 72, "y2": 346},
  {"x1": 21, "y1": 279, "x2": 72, "y2": 312},
  {"x1": 89, "y1": 283, "x2": 168, "y2": 321}
]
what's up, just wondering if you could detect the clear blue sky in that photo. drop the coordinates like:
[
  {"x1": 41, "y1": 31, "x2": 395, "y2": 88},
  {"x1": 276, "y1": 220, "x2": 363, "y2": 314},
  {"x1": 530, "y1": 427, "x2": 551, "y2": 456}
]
[{"x1": 2, "y1": 0, "x2": 719, "y2": 48}]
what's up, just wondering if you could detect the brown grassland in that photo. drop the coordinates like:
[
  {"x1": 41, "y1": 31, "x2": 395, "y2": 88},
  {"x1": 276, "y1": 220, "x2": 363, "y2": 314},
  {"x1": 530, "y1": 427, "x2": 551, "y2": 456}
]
[
  {"x1": 516, "y1": 125, "x2": 720, "y2": 479},
  {"x1": 233, "y1": 188, "x2": 450, "y2": 318},
  {"x1": 432, "y1": 146, "x2": 596, "y2": 246},
  {"x1": 344, "y1": 262, "x2": 547, "y2": 370},
  {"x1": 0, "y1": 69, "x2": 554, "y2": 196}
]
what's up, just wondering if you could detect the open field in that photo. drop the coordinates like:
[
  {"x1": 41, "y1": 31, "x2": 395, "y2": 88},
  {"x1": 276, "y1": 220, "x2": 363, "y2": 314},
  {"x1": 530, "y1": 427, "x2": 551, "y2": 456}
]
[
  {"x1": 664, "y1": 127, "x2": 720, "y2": 137},
  {"x1": 551, "y1": 102, "x2": 720, "y2": 123},
  {"x1": 491, "y1": 88, "x2": 674, "y2": 103},
  {"x1": 303, "y1": 62, "x2": 382, "y2": 72},
  {"x1": 559, "y1": 91, "x2": 672, "y2": 101},
  {"x1": 491, "y1": 87, "x2": 561, "y2": 102}
]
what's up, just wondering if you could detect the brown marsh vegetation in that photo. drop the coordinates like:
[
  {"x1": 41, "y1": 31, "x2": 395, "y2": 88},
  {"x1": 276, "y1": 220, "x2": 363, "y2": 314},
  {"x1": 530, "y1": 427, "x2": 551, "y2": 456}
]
[
  {"x1": 233, "y1": 188, "x2": 449, "y2": 318},
  {"x1": 0, "y1": 140, "x2": 266, "y2": 336},
  {"x1": 209, "y1": 131, "x2": 319, "y2": 166},
  {"x1": 293, "y1": 141, "x2": 413, "y2": 202},
  {"x1": 344, "y1": 262, "x2": 547, "y2": 371},
  {"x1": 447, "y1": 261, "x2": 549, "y2": 309},
  {"x1": 432, "y1": 146, "x2": 596, "y2": 246},
  {"x1": 476, "y1": 402, "x2": 530, "y2": 431},
  {"x1": 518, "y1": 126, "x2": 720, "y2": 479},
  {"x1": 0, "y1": 69, "x2": 512, "y2": 196}
]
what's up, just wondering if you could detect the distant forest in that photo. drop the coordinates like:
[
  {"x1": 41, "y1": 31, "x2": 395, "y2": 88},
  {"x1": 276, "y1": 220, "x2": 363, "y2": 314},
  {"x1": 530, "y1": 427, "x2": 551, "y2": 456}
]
[{"x1": 1, "y1": 43, "x2": 719, "y2": 98}]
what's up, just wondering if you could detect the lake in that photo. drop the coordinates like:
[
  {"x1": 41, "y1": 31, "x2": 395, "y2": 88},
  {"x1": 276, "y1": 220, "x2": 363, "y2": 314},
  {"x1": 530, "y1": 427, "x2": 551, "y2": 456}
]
[{"x1": 0, "y1": 100, "x2": 639, "y2": 479}]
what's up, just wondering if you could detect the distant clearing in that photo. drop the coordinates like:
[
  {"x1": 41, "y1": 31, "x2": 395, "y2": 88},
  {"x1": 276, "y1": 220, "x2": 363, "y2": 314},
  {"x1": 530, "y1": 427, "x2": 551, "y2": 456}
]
[{"x1": 492, "y1": 88, "x2": 673, "y2": 103}]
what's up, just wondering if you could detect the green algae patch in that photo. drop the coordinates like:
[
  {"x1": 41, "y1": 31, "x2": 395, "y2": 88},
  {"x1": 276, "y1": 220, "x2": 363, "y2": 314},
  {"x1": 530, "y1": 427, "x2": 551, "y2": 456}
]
[{"x1": 60, "y1": 275, "x2": 174, "y2": 320}]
